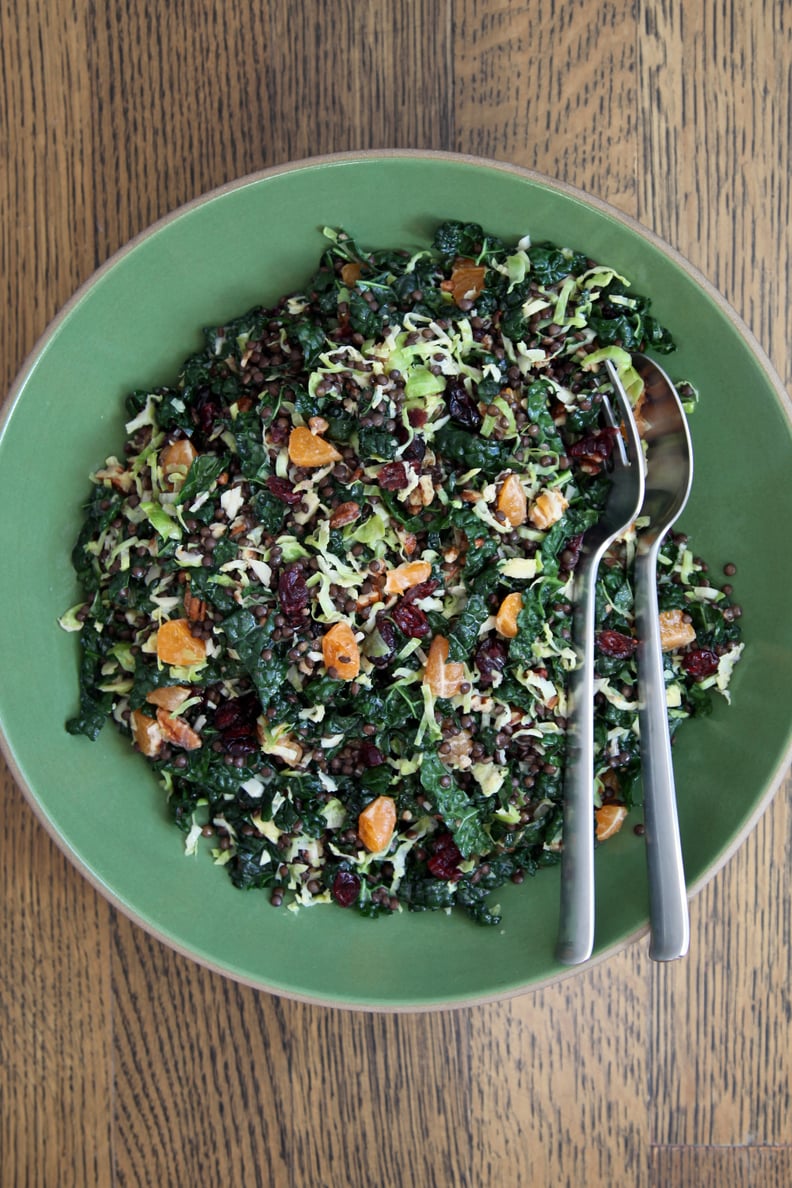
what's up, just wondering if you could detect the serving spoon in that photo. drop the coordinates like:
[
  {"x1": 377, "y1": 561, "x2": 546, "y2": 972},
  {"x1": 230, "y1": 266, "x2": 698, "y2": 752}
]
[{"x1": 624, "y1": 351, "x2": 694, "y2": 961}]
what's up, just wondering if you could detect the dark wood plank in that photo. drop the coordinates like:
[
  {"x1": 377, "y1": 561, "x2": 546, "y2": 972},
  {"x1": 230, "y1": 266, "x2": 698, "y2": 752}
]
[
  {"x1": 1, "y1": 3, "x2": 115, "y2": 1184},
  {"x1": 287, "y1": 1003, "x2": 474, "y2": 1187},
  {"x1": 110, "y1": 917, "x2": 293, "y2": 1188},
  {"x1": 453, "y1": 0, "x2": 642, "y2": 213},
  {"x1": 1, "y1": 0, "x2": 98, "y2": 387},
  {"x1": 468, "y1": 946, "x2": 652, "y2": 1188},
  {"x1": 639, "y1": 0, "x2": 792, "y2": 1152},
  {"x1": 85, "y1": 0, "x2": 456, "y2": 265},
  {"x1": 0, "y1": 772, "x2": 115, "y2": 1185},
  {"x1": 637, "y1": 0, "x2": 792, "y2": 366},
  {"x1": 651, "y1": 1144, "x2": 792, "y2": 1188},
  {"x1": 650, "y1": 784, "x2": 792, "y2": 1147}
]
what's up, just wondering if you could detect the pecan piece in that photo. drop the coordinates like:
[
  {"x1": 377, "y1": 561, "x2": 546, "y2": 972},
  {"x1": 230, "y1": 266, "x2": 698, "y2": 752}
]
[{"x1": 330, "y1": 501, "x2": 361, "y2": 529}]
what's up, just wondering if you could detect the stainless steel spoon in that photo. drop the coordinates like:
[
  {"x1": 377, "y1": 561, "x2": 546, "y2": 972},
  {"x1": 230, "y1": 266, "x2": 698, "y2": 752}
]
[{"x1": 627, "y1": 351, "x2": 694, "y2": 961}]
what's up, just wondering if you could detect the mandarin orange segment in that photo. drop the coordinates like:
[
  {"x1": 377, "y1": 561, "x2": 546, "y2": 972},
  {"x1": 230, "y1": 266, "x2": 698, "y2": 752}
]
[
  {"x1": 130, "y1": 709, "x2": 163, "y2": 757},
  {"x1": 340, "y1": 261, "x2": 362, "y2": 287},
  {"x1": 383, "y1": 559, "x2": 432, "y2": 596},
  {"x1": 358, "y1": 795, "x2": 397, "y2": 853},
  {"x1": 322, "y1": 621, "x2": 360, "y2": 681},
  {"x1": 441, "y1": 259, "x2": 487, "y2": 307},
  {"x1": 658, "y1": 608, "x2": 697, "y2": 652},
  {"x1": 156, "y1": 618, "x2": 207, "y2": 666},
  {"x1": 146, "y1": 685, "x2": 192, "y2": 712},
  {"x1": 160, "y1": 438, "x2": 198, "y2": 482},
  {"x1": 423, "y1": 634, "x2": 465, "y2": 698},
  {"x1": 155, "y1": 707, "x2": 202, "y2": 751},
  {"x1": 496, "y1": 474, "x2": 527, "y2": 527},
  {"x1": 595, "y1": 803, "x2": 628, "y2": 841},
  {"x1": 528, "y1": 487, "x2": 569, "y2": 530},
  {"x1": 495, "y1": 592, "x2": 523, "y2": 638},
  {"x1": 288, "y1": 425, "x2": 342, "y2": 467}
]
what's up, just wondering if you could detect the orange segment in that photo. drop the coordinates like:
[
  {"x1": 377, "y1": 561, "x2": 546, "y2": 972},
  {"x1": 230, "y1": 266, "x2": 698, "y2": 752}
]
[
  {"x1": 528, "y1": 488, "x2": 569, "y2": 530},
  {"x1": 156, "y1": 618, "x2": 207, "y2": 666},
  {"x1": 496, "y1": 474, "x2": 527, "y2": 527},
  {"x1": 146, "y1": 685, "x2": 192, "y2": 712},
  {"x1": 441, "y1": 258, "x2": 487, "y2": 307},
  {"x1": 384, "y1": 559, "x2": 432, "y2": 596},
  {"x1": 423, "y1": 635, "x2": 465, "y2": 698},
  {"x1": 595, "y1": 803, "x2": 628, "y2": 841},
  {"x1": 130, "y1": 709, "x2": 163, "y2": 757},
  {"x1": 358, "y1": 795, "x2": 397, "y2": 853},
  {"x1": 288, "y1": 425, "x2": 342, "y2": 467},
  {"x1": 658, "y1": 608, "x2": 697, "y2": 652},
  {"x1": 495, "y1": 592, "x2": 523, "y2": 638},
  {"x1": 322, "y1": 621, "x2": 360, "y2": 681},
  {"x1": 160, "y1": 439, "x2": 198, "y2": 484},
  {"x1": 340, "y1": 261, "x2": 362, "y2": 287}
]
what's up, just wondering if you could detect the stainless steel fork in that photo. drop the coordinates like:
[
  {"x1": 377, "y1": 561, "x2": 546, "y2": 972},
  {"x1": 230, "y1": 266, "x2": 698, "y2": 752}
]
[{"x1": 556, "y1": 365, "x2": 645, "y2": 965}]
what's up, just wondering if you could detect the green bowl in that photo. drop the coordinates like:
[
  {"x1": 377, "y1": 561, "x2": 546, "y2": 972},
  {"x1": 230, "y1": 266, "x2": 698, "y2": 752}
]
[{"x1": 2, "y1": 151, "x2": 790, "y2": 1009}]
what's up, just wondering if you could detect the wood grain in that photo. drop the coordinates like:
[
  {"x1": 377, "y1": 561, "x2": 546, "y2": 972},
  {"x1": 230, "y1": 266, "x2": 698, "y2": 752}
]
[
  {"x1": 1, "y1": 0, "x2": 790, "y2": 1185},
  {"x1": 0, "y1": 771, "x2": 114, "y2": 1186}
]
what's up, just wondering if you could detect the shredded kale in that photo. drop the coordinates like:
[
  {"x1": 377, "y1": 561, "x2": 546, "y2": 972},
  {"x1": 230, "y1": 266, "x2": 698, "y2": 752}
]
[{"x1": 62, "y1": 218, "x2": 743, "y2": 927}]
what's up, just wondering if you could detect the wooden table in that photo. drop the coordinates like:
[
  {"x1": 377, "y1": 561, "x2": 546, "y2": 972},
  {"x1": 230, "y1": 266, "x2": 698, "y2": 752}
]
[{"x1": 2, "y1": 2, "x2": 790, "y2": 1184}]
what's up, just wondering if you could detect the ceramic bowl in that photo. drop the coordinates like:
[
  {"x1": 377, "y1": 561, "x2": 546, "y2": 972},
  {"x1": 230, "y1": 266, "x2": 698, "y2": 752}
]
[{"x1": 2, "y1": 151, "x2": 790, "y2": 1009}]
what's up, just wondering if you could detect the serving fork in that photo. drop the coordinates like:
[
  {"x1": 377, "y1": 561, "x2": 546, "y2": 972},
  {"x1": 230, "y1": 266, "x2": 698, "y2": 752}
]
[{"x1": 557, "y1": 368, "x2": 645, "y2": 966}]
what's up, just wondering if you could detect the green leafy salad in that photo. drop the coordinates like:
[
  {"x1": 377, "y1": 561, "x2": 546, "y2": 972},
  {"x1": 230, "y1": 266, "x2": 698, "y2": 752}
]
[{"x1": 61, "y1": 221, "x2": 744, "y2": 925}]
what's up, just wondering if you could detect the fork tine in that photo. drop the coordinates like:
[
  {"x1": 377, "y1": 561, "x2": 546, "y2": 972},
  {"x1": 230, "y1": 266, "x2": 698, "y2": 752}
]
[{"x1": 604, "y1": 360, "x2": 643, "y2": 470}]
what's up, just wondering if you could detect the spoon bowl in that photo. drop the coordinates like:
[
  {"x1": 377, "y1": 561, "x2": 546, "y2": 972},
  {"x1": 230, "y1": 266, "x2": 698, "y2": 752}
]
[{"x1": 630, "y1": 351, "x2": 695, "y2": 961}]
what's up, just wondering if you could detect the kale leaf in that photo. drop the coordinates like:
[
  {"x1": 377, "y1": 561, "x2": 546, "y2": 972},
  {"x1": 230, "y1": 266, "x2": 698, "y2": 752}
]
[
  {"x1": 221, "y1": 609, "x2": 289, "y2": 707},
  {"x1": 419, "y1": 751, "x2": 490, "y2": 857}
]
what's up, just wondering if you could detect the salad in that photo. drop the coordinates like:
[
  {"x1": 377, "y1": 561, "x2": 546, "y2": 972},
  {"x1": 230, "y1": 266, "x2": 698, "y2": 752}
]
[{"x1": 61, "y1": 221, "x2": 743, "y2": 925}]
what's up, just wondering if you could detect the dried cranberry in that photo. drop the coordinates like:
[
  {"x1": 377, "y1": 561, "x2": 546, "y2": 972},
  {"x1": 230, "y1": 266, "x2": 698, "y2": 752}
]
[
  {"x1": 474, "y1": 637, "x2": 508, "y2": 686},
  {"x1": 427, "y1": 832, "x2": 463, "y2": 881},
  {"x1": 391, "y1": 601, "x2": 431, "y2": 638},
  {"x1": 369, "y1": 615, "x2": 398, "y2": 667},
  {"x1": 377, "y1": 461, "x2": 409, "y2": 490},
  {"x1": 402, "y1": 434, "x2": 427, "y2": 464},
  {"x1": 445, "y1": 378, "x2": 483, "y2": 430},
  {"x1": 192, "y1": 387, "x2": 221, "y2": 438},
  {"x1": 358, "y1": 741, "x2": 385, "y2": 768},
  {"x1": 596, "y1": 629, "x2": 637, "y2": 658},
  {"x1": 332, "y1": 869, "x2": 361, "y2": 907},
  {"x1": 278, "y1": 564, "x2": 309, "y2": 620},
  {"x1": 569, "y1": 426, "x2": 618, "y2": 466},
  {"x1": 408, "y1": 407, "x2": 428, "y2": 428},
  {"x1": 267, "y1": 476, "x2": 302, "y2": 505},
  {"x1": 681, "y1": 648, "x2": 719, "y2": 679},
  {"x1": 403, "y1": 579, "x2": 439, "y2": 603},
  {"x1": 213, "y1": 693, "x2": 257, "y2": 730},
  {"x1": 221, "y1": 722, "x2": 256, "y2": 741}
]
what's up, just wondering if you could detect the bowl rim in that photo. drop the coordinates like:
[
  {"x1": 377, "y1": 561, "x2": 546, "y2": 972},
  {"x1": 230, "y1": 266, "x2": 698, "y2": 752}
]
[{"x1": 3, "y1": 148, "x2": 791, "y2": 1011}]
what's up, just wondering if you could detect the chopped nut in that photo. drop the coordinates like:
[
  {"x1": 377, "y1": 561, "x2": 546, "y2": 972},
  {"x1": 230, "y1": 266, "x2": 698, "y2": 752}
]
[
  {"x1": 329, "y1": 501, "x2": 361, "y2": 529},
  {"x1": 156, "y1": 708, "x2": 202, "y2": 751},
  {"x1": 183, "y1": 587, "x2": 207, "y2": 622}
]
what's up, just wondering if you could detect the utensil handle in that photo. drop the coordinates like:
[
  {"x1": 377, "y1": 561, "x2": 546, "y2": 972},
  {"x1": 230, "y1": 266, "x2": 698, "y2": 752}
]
[
  {"x1": 635, "y1": 544, "x2": 690, "y2": 961},
  {"x1": 557, "y1": 557, "x2": 598, "y2": 965}
]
